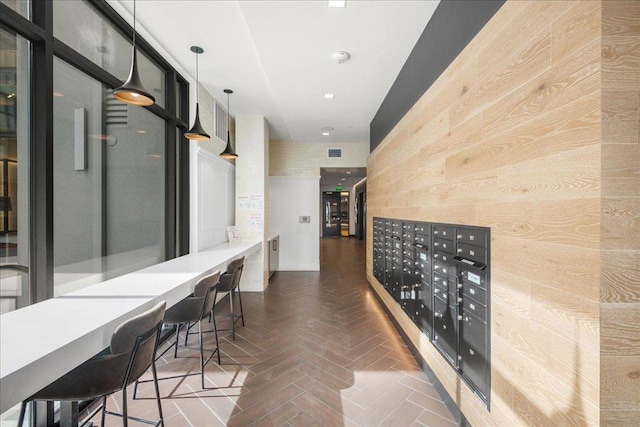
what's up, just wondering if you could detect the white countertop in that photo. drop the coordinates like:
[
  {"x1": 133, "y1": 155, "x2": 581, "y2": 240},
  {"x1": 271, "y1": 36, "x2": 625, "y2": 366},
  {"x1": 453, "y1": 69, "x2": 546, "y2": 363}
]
[{"x1": 0, "y1": 240, "x2": 261, "y2": 413}]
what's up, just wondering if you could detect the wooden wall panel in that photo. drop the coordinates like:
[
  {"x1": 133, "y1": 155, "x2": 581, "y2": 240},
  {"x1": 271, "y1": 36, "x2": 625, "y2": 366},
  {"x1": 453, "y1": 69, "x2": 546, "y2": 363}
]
[
  {"x1": 366, "y1": 1, "x2": 614, "y2": 426},
  {"x1": 600, "y1": 251, "x2": 640, "y2": 303},
  {"x1": 495, "y1": 145, "x2": 601, "y2": 202},
  {"x1": 477, "y1": 198, "x2": 600, "y2": 248},
  {"x1": 601, "y1": 1, "x2": 640, "y2": 421}
]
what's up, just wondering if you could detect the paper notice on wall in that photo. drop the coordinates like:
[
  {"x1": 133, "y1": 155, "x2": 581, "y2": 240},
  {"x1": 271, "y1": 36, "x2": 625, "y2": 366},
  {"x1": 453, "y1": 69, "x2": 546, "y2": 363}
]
[
  {"x1": 238, "y1": 194, "x2": 251, "y2": 211},
  {"x1": 250, "y1": 193, "x2": 264, "y2": 210},
  {"x1": 249, "y1": 212, "x2": 263, "y2": 230}
]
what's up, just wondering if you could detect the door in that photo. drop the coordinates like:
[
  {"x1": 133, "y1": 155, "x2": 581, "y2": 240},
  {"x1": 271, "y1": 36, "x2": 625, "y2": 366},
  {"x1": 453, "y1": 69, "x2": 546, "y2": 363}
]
[
  {"x1": 356, "y1": 191, "x2": 365, "y2": 240},
  {"x1": 340, "y1": 193, "x2": 349, "y2": 236},
  {"x1": 322, "y1": 192, "x2": 341, "y2": 237}
]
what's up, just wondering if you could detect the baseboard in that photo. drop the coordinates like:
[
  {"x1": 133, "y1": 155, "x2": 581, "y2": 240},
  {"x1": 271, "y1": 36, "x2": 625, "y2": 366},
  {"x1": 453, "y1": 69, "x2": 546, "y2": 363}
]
[
  {"x1": 277, "y1": 263, "x2": 320, "y2": 271},
  {"x1": 369, "y1": 282, "x2": 469, "y2": 427}
]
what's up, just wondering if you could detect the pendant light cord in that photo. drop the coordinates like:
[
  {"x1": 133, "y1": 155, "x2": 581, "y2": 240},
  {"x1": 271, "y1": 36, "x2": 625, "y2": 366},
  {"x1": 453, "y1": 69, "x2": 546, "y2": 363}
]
[
  {"x1": 132, "y1": 0, "x2": 136, "y2": 49},
  {"x1": 227, "y1": 92, "x2": 230, "y2": 133},
  {"x1": 196, "y1": 53, "x2": 199, "y2": 102}
]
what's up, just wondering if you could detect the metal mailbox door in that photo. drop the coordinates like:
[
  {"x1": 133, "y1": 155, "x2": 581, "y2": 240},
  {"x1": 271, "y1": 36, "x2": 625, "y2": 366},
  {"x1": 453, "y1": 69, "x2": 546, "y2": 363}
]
[
  {"x1": 459, "y1": 310, "x2": 489, "y2": 401},
  {"x1": 433, "y1": 295, "x2": 458, "y2": 365}
]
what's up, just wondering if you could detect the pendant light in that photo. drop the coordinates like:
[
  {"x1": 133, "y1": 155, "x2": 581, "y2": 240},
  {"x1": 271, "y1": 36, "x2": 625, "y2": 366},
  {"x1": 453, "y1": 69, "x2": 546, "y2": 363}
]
[
  {"x1": 185, "y1": 46, "x2": 210, "y2": 141},
  {"x1": 113, "y1": 0, "x2": 155, "y2": 106},
  {"x1": 220, "y1": 89, "x2": 238, "y2": 159}
]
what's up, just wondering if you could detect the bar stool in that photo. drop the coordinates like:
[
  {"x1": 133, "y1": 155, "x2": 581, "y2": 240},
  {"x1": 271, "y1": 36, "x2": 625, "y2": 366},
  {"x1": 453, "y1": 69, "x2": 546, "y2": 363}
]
[
  {"x1": 18, "y1": 301, "x2": 167, "y2": 427},
  {"x1": 213, "y1": 257, "x2": 245, "y2": 340},
  {"x1": 140, "y1": 271, "x2": 221, "y2": 390}
]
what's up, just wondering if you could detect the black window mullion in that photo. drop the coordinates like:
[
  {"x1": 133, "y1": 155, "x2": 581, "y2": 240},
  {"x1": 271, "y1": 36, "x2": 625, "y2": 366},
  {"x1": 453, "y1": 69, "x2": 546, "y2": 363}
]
[
  {"x1": 178, "y1": 128, "x2": 189, "y2": 256},
  {"x1": 31, "y1": 0, "x2": 54, "y2": 305},
  {"x1": 0, "y1": 3, "x2": 45, "y2": 40},
  {"x1": 52, "y1": 38, "x2": 121, "y2": 89},
  {"x1": 87, "y1": 0, "x2": 173, "y2": 72},
  {"x1": 52, "y1": 39, "x2": 180, "y2": 124},
  {"x1": 164, "y1": 69, "x2": 176, "y2": 259},
  {"x1": 30, "y1": 0, "x2": 55, "y2": 425},
  {"x1": 165, "y1": 120, "x2": 176, "y2": 260},
  {"x1": 178, "y1": 80, "x2": 189, "y2": 255}
]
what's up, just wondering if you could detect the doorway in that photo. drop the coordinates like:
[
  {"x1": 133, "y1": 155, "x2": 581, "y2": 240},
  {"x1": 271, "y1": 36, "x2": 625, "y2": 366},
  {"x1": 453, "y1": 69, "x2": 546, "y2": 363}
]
[
  {"x1": 322, "y1": 191, "x2": 341, "y2": 237},
  {"x1": 340, "y1": 192, "x2": 350, "y2": 236}
]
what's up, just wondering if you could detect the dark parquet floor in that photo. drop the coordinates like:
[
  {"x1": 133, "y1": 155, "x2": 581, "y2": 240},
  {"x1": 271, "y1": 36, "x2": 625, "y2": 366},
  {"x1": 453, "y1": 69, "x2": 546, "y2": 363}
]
[{"x1": 98, "y1": 237, "x2": 457, "y2": 426}]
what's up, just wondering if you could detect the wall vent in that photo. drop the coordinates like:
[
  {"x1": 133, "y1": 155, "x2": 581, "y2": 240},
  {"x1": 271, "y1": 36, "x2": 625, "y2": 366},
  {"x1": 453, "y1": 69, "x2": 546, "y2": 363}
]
[
  {"x1": 105, "y1": 94, "x2": 128, "y2": 127},
  {"x1": 214, "y1": 99, "x2": 228, "y2": 142},
  {"x1": 327, "y1": 148, "x2": 343, "y2": 159}
]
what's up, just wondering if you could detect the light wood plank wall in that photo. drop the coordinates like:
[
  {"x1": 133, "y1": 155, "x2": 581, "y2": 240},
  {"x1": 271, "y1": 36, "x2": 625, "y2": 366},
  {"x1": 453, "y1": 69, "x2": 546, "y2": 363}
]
[
  {"x1": 600, "y1": 1, "x2": 640, "y2": 426},
  {"x1": 367, "y1": 1, "x2": 638, "y2": 425}
]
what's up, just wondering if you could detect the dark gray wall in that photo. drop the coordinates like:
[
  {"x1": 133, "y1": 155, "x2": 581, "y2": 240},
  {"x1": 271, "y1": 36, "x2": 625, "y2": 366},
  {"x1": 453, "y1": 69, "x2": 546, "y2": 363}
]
[{"x1": 370, "y1": 0, "x2": 505, "y2": 152}]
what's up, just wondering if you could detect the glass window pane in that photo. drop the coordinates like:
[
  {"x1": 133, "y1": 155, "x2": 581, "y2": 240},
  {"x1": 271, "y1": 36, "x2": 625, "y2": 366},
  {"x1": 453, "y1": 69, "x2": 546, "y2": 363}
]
[
  {"x1": 0, "y1": 26, "x2": 30, "y2": 316},
  {"x1": 0, "y1": 0, "x2": 30, "y2": 19},
  {"x1": 53, "y1": 58, "x2": 165, "y2": 296},
  {"x1": 53, "y1": 0, "x2": 165, "y2": 107}
]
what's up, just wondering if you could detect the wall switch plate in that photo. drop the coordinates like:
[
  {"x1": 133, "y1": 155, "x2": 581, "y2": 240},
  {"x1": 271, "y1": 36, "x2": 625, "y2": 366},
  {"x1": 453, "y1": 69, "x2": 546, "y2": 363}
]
[{"x1": 299, "y1": 215, "x2": 311, "y2": 223}]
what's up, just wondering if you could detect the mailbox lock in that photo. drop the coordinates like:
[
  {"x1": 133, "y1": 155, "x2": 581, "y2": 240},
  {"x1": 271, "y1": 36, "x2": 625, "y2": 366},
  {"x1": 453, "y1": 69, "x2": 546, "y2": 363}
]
[
  {"x1": 458, "y1": 315, "x2": 463, "y2": 320},
  {"x1": 469, "y1": 349, "x2": 475, "y2": 355},
  {"x1": 435, "y1": 312, "x2": 443, "y2": 318},
  {"x1": 458, "y1": 355, "x2": 462, "y2": 361},
  {"x1": 457, "y1": 297, "x2": 463, "y2": 303},
  {"x1": 457, "y1": 283, "x2": 463, "y2": 289}
]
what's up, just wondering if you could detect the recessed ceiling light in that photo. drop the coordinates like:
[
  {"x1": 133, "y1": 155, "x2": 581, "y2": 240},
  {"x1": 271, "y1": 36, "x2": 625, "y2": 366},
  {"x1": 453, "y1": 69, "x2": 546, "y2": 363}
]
[
  {"x1": 53, "y1": 92, "x2": 64, "y2": 97},
  {"x1": 346, "y1": 171, "x2": 351, "y2": 174},
  {"x1": 324, "y1": 93, "x2": 334, "y2": 99},
  {"x1": 328, "y1": 0, "x2": 346, "y2": 7},
  {"x1": 341, "y1": 178, "x2": 346, "y2": 181},
  {"x1": 6, "y1": 93, "x2": 15, "y2": 99},
  {"x1": 137, "y1": 130, "x2": 147, "y2": 134},
  {"x1": 322, "y1": 132, "x2": 330, "y2": 136}
]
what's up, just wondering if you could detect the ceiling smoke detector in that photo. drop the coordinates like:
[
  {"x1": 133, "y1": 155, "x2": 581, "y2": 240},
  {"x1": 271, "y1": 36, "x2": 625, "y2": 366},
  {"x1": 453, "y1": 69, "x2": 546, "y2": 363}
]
[{"x1": 332, "y1": 51, "x2": 351, "y2": 64}]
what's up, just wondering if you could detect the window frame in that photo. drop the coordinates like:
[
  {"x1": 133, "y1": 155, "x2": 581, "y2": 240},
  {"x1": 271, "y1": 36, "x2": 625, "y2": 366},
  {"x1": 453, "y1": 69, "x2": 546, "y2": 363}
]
[{"x1": 0, "y1": 0, "x2": 190, "y2": 311}]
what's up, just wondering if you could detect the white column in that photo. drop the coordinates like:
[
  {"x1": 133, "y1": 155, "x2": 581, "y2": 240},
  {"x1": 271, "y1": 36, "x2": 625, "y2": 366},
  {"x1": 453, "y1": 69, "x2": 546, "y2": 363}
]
[{"x1": 235, "y1": 115, "x2": 269, "y2": 291}]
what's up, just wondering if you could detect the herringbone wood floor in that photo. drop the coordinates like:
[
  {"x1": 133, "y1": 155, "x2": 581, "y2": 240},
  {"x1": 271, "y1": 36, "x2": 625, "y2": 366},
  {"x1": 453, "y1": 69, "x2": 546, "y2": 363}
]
[{"x1": 99, "y1": 238, "x2": 457, "y2": 426}]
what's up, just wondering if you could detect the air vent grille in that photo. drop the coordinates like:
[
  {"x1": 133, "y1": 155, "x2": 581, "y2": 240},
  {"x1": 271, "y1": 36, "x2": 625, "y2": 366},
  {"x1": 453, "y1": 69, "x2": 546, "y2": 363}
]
[
  {"x1": 214, "y1": 99, "x2": 228, "y2": 142},
  {"x1": 327, "y1": 148, "x2": 343, "y2": 159},
  {"x1": 105, "y1": 94, "x2": 128, "y2": 127}
]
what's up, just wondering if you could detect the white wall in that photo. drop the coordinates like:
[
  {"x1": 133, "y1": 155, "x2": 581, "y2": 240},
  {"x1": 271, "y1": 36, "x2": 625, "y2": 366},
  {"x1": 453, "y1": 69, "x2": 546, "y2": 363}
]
[
  {"x1": 189, "y1": 145, "x2": 235, "y2": 252},
  {"x1": 269, "y1": 176, "x2": 320, "y2": 271},
  {"x1": 235, "y1": 115, "x2": 269, "y2": 291}
]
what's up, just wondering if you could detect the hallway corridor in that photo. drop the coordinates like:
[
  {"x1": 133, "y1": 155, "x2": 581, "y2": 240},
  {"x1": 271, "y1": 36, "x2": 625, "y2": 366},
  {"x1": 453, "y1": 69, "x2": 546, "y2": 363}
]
[{"x1": 112, "y1": 238, "x2": 458, "y2": 426}]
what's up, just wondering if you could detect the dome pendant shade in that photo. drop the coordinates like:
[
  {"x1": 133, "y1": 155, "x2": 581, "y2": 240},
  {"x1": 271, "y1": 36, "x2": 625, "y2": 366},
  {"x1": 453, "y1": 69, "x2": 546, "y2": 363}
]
[
  {"x1": 220, "y1": 130, "x2": 238, "y2": 159},
  {"x1": 113, "y1": 0, "x2": 154, "y2": 107},
  {"x1": 185, "y1": 103, "x2": 210, "y2": 140},
  {"x1": 220, "y1": 88, "x2": 238, "y2": 159},
  {"x1": 113, "y1": 47, "x2": 155, "y2": 106}
]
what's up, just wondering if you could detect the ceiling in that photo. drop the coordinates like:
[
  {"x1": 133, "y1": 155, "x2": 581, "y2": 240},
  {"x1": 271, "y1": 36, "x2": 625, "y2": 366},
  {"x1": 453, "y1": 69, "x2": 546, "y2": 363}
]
[
  {"x1": 115, "y1": 0, "x2": 439, "y2": 145},
  {"x1": 320, "y1": 167, "x2": 366, "y2": 189}
]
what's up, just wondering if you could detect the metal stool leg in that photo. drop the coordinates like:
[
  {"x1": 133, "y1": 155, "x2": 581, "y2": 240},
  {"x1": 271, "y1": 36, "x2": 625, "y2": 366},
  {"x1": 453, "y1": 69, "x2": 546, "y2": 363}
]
[
  {"x1": 122, "y1": 386, "x2": 129, "y2": 427},
  {"x1": 101, "y1": 396, "x2": 107, "y2": 427},
  {"x1": 211, "y1": 308, "x2": 221, "y2": 364},
  {"x1": 237, "y1": 285, "x2": 245, "y2": 327},
  {"x1": 229, "y1": 289, "x2": 236, "y2": 340},
  {"x1": 151, "y1": 360, "x2": 164, "y2": 427}
]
